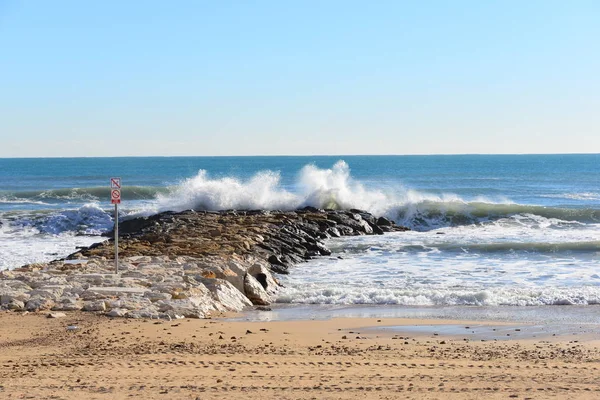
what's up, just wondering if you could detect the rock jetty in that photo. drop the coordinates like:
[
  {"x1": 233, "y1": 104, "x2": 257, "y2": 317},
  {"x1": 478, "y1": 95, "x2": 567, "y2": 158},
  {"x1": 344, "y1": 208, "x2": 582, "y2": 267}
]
[{"x1": 0, "y1": 208, "x2": 408, "y2": 319}]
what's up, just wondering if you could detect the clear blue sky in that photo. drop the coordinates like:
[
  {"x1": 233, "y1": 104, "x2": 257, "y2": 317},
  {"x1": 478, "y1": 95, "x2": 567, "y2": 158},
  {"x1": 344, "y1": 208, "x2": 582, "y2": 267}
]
[{"x1": 1, "y1": 0, "x2": 598, "y2": 157}]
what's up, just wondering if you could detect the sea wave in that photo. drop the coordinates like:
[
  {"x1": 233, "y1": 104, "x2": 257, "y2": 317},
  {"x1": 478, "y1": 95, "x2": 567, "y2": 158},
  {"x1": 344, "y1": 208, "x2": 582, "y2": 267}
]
[
  {"x1": 276, "y1": 285, "x2": 600, "y2": 306},
  {"x1": 432, "y1": 240, "x2": 600, "y2": 254},
  {"x1": 0, "y1": 186, "x2": 167, "y2": 203},
  {"x1": 9, "y1": 203, "x2": 114, "y2": 235},
  {"x1": 3, "y1": 161, "x2": 599, "y2": 233},
  {"x1": 391, "y1": 201, "x2": 600, "y2": 230},
  {"x1": 155, "y1": 160, "x2": 388, "y2": 213},
  {"x1": 540, "y1": 192, "x2": 600, "y2": 201}
]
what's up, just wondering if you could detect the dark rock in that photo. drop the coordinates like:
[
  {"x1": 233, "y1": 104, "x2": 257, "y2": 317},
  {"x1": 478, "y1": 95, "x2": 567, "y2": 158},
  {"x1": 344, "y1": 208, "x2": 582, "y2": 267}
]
[
  {"x1": 358, "y1": 212, "x2": 377, "y2": 225},
  {"x1": 326, "y1": 227, "x2": 341, "y2": 237},
  {"x1": 297, "y1": 206, "x2": 323, "y2": 213},
  {"x1": 268, "y1": 254, "x2": 285, "y2": 266},
  {"x1": 376, "y1": 216, "x2": 393, "y2": 226},
  {"x1": 369, "y1": 223, "x2": 384, "y2": 235},
  {"x1": 267, "y1": 255, "x2": 289, "y2": 274},
  {"x1": 349, "y1": 208, "x2": 368, "y2": 214}
]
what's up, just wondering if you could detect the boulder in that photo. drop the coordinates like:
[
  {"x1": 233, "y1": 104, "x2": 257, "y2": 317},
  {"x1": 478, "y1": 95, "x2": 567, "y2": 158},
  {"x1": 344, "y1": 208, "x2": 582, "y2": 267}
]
[
  {"x1": 144, "y1": 292, "x2": 172, "y2": 302},
  {"x1": 156, "y1": 299, "x2": 209, "y2": 319},
  {"x1": 1, "y1": 289, "x2": 30, "y2": 305},
  {"x1": 51, "y1": 298, "x2": 83, "y2": 311},
  {"x1": 376, "y1": 216, "x2": 393, "y2": 226},
  {"x1": 25, "y1": 297, "x2": 55, "y2": 311},
  {"x1": 47, "y1": 312, "x2": 67, "y2": 318},
  {"x1": 6, "y1": 299, "x2": 25, "y2": 311},
  {"x1": 246, "y1": 263, "x2": 279, "y2": 295},
  {"x1": 106, "y1": 308, "x2": 128, "y2": 318},
  {"x1": 200, "y1": 278, "x2": 252, "y2": 311},
  {"x1": 82, "y1": 300, "x2": 106, "y2": 312},
  {"x1": 244, "y1": 274, "x2": 270, "y2": 305}
]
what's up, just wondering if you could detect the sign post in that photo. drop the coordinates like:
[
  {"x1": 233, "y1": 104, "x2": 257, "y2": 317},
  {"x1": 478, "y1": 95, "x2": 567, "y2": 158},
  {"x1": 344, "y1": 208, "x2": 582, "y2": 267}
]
[{"x1": 110, "y1": 178, "x2": 121, "y2": 274}]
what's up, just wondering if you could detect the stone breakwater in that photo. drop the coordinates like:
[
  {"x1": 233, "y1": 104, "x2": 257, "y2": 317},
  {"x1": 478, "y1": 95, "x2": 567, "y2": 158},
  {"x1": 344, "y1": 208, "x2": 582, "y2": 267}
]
[{"x1": 0, "y1": 208, "x2": 408, "y2": 319}]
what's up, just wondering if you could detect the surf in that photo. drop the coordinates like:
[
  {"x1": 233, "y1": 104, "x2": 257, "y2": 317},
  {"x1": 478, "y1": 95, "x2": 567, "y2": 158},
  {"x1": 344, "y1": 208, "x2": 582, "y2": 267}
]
[{"x1": 152, "y1": 161, "x2": 600, "y2": 231}]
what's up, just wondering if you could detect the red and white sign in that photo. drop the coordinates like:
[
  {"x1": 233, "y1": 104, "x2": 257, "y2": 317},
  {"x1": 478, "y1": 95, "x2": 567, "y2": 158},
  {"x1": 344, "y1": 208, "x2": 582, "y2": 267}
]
[
  {"x1": 111, "y1": 189, "x2": 121, "y2": 204},
  {"x1": 110, "y1": 177, "x2": 121, "y2": 189}
]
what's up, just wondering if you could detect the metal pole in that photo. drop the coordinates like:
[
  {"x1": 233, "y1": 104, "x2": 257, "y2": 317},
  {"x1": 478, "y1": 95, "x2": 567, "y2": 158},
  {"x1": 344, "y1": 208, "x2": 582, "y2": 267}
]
[{"x1": 115, "y1": 203, "x2": 119, "y2": 274}]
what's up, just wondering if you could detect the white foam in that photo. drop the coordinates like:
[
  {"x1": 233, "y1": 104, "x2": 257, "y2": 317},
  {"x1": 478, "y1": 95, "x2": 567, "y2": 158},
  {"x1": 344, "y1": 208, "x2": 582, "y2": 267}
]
[
  {"x1": 156, "y1": 160, "x2": 391, "y2": 212},
  {"x1": 37, "y1": 203, "x2": 114, "y2": 235},
  {"x1": 277, "y1": 221, "x2": 600, "y2": 307},
  {"x1": 153, "y1": 161, "x2": 510, "y2": 223},
  {"x1": 0, "y1": 197, "x2": 50, "y2": 205},
  {"x1": 156, "y1": 169, "x2": 299, "y2": 212},
  {"x1": 541, "y1": 192, "x2": 600, "y2": 201},
  {"x1": 277, "y1": 285, "x2": 600, "y2": 306},
  {"x1": 0, "y1": 221, "x2": 101, "y2": 270}
]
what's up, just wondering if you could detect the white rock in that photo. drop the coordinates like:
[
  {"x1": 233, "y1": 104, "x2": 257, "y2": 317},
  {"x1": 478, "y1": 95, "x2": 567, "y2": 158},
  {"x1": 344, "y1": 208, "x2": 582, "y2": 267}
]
[
  {"x1": 127, "y1": 307, "x2": 159, "y2": 319},
  {"x1": 85, "y1": 286, "x2": 149, "y2": 296},
  {"x1": 1, "y1": 290, "x2": 30, "y2": 305},
  {"x1": 47, "y1": 312, "x2": 67, "y2": 318},
  {"x1": 200, "y1": 278, "x2": 252, "y2": 311},
  {"x1": 126, "y1": 256, "x2": 152, "y2": 263},
  {"x1": 7, "y1": 299, "x2": 25, "y2": 311},
  {"x1": 244, "y1": 273, "x2": 270, "y2": 306},
  {"x1": 51, "y1": 298, "x2": 83, "y2": 311},
  {"x1": 29, "y1": 288, "x2": 64, "y2": 300},
  {"x1": 2, "y1": 280, "x2": 33, "y2": 292},
  {"x1": 25, "y1": 297, "x2": 55, "y2": 311},
  {"x1": 156, "y1": 299, "x2": 210, "y2": 318},
  {"x1": 105, "y1": 308, "x2": 128, "y2": 317},
  {"x1": 247, "y1": 263, "x2": 280, "y2": 296},
  {"x1": 144, "y1": 292, "x2": 172, "y2": 302},
  {"x1": 82, "y1": 300, "x2": 106, "y2": 312}
]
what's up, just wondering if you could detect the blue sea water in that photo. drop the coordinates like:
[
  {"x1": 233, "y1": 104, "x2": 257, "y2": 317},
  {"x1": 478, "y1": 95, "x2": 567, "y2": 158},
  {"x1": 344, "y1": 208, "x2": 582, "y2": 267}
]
[{"x1": 1, "y1": 155, "x2": 599, "y2": 307}]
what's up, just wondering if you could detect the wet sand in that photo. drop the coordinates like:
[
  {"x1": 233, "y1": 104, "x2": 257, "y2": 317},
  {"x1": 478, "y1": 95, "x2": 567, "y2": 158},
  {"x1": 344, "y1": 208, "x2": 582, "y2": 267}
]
[{"x1": 1, "y1": 311, "x2": 600, "y2": 399}]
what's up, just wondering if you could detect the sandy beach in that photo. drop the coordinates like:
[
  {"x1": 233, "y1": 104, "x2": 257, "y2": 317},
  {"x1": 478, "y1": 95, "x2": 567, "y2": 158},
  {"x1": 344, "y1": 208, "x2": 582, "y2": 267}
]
[{"x1": 1, "y1": 311, "x2": 600, "y2": 399}]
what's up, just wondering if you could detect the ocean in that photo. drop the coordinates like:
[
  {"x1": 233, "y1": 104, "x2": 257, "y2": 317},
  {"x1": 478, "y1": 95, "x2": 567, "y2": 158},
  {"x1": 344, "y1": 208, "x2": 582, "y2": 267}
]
[{"x1": 1, "y1": 155, "x2": 599, "y2": 309}]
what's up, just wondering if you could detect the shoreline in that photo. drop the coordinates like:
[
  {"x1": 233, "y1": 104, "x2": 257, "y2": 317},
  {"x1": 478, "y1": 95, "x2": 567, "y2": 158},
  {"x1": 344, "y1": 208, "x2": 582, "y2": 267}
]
[
  {"x1": 234, "y1": 302, "x2": 600, "y2": 323},
  {"x1": 231, "y1": 303, "x2": 600, "y2": 341},
  {"x1": 1, "y1": 311, "x2": 600, "y2": 399}
]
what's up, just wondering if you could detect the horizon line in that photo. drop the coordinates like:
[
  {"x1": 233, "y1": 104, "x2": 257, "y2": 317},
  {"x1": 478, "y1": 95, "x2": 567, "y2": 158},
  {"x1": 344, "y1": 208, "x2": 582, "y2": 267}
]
[{"x1": 1, "y1": 152, "x2": 599, "y2": 160}]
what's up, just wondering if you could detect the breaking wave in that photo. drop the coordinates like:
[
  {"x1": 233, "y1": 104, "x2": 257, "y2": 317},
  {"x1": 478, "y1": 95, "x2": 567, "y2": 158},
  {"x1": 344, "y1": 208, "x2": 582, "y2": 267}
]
[
  {"x1": 276, "y1": 286, "x2": 600, "y2": 306},
  {"x1": 392, "y1": 201, "x2": 600, "y2": 230},
  {"x1": 9, "y1": 203, "x2": 114, "y2": 235},
  {"x1": 155, "y1": 161, "x2": 600, "y2": 231},
  {"x1": 0, "y1": 186, "x2": 167, "y2": 203},
  {"x1": 155, "y1": 160, "x2": 389, "y2": 213}
]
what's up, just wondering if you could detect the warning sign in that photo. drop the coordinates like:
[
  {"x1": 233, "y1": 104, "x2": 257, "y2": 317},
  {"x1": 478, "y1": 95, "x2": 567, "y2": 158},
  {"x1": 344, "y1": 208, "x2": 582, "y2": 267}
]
[
  {"x1": 111, "y1": 189, "x2": 121, "y2": 204},
  {"x1": 110, "y1": 177, "x2": 121, "y2": 189}
]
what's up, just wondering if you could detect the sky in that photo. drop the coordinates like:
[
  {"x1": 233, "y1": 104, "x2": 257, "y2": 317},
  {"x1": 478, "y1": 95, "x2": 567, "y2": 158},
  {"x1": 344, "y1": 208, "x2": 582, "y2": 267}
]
[{"x1": 0, "y1": 0, "x2": 598, "y2": 157}]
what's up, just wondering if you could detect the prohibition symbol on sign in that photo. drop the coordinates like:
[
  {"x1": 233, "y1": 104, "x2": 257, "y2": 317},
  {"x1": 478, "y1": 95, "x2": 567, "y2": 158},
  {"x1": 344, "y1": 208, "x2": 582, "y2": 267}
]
[
  {"x1": 111, "y1": 189, "x2": 121, "y2": 204},
  {"x1": 110, "y1": 177, "x2": 121, "y2": 189}
]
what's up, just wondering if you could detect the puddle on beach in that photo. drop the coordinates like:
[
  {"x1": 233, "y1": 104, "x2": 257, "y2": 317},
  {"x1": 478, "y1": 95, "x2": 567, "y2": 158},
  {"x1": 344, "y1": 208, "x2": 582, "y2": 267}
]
[{"x1": 231, "y1": 304, "x2": 600, "y2": 341}]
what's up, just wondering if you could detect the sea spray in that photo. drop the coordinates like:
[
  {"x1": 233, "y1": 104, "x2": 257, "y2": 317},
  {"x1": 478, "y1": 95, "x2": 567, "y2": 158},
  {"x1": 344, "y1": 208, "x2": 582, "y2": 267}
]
[
  {"x1": 156, "y1": 169, "x2": 298, "y2": 211},
  {"x1": 153, "y1": 161, "x2": 600, "y2": 231}
]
